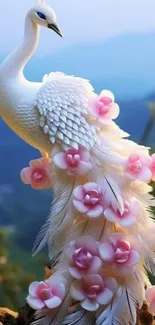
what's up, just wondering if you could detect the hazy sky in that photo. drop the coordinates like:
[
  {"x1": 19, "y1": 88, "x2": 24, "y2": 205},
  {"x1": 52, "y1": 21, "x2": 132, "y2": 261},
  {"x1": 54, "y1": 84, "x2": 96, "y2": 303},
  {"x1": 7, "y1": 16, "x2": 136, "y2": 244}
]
[{"x1": 0, "y1": 0, "x2": 155, "y2": 57}]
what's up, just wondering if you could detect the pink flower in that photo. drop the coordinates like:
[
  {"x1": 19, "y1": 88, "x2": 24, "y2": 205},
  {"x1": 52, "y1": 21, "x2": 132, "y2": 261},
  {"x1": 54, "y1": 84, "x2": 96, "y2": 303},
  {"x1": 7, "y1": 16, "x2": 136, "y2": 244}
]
[
  {"x1": 73, "y1": 182, "x2": 104, "y2": 218},
  {"x1": 99, "y1": 234, "x2": 139, "y2": 275},
  {"x1": 66, "y1": 236, "x2": 102, "y2": 279},
  {"x1": 151, "y1": 154, "x2": 155, "y2": 181},
  {"x1": 20, "y1": 158, "x2": 51, "y2": 190},
  {"x1": 53, "y1": 147, "x2": 92, "y2": 176},
  {"x1": 70, "y1": 274, "x2": 117, "y2": 311},
  {"x1": 104, "y1": 199, "x2": 140, "y2": 227},
  {"x1": 26, "y1": 275, "x2": 66, "y2": 310},
  {"x1": 88, "y1": 90, "x2": 120, "y2": 125},
  {"x1": 145, "y1": 286, "x2": 155, "y2": 315},
  {"x1": 124, "y1": 152, "x2": 152, "y2": 182}
]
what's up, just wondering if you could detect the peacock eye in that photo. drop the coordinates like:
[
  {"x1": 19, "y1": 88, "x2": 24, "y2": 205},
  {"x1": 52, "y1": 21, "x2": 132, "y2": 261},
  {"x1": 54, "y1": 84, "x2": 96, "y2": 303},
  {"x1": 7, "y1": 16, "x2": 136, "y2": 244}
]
[{"x1": 36, "y1": 12, "x2": 46, "y2": 20}]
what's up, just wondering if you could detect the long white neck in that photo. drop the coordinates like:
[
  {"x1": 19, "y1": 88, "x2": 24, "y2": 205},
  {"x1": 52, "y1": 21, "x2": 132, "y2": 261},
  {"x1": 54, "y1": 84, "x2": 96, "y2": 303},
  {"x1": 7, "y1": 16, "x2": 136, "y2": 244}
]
[{"x1": 0, "y1": 13, "x2": 39, "y2": 79}]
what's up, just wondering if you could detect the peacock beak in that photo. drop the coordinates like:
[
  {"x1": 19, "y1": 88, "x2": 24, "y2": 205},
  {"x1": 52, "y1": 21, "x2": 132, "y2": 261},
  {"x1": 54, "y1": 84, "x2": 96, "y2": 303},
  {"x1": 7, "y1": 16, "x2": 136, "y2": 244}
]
[{"x1": 48, "y1": 23, "x2": 62, "y2": 37}]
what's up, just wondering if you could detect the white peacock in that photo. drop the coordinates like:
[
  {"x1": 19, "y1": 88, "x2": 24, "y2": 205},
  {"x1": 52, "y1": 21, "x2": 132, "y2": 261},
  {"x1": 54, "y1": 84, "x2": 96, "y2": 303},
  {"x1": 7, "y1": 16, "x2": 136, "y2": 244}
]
[{"x1": 0, "y1": 0, "x2": 98, "y2": 158}]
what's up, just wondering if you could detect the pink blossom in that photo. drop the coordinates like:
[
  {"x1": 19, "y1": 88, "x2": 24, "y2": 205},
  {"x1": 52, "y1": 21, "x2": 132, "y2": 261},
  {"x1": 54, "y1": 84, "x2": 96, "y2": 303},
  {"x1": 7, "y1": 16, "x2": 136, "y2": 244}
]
[
  {"x1": 104, "y1": 199, "x2": 140, "y2": 228},
  {"x1": 70, "y1": 274, "x2": 117, "y2": 311},
  {"x1": 66, "y1": 236, "x2": 102, "y2": 279},
  {"x1": 99, "y1": 234, "x2": 139, "y2": 275},
  {"x1": 53, "y1": 147, "x2": 92, "y2": 176},
  {"x1": 145, "y1": 286, "x2": 155, "y2": 315},
  {"x1": 88, "y1": 90, "x2": 120, "y2": 125},
  {"x1": 26, "y1": 275, "x2": 66, "y2": 310},
  {"x1": 124, "y1": 152, "x2": 152, "y2": 182},
  {"x1": 73, "y1": 182, "x2": 104, "y2": 218},
  {"x1": 20, "y1": 158, "x2": 51, "y2": 190},
  {"x1": 151, "y1": 154, "x2": 155, "y2": 181}
]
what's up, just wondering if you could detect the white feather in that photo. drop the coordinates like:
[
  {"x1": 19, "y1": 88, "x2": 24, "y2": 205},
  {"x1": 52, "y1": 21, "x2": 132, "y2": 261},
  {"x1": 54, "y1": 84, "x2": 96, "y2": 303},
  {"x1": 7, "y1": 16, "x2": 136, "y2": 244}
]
[{"x1": 32, "y1": 177, "x2": 75, "y2": 256}]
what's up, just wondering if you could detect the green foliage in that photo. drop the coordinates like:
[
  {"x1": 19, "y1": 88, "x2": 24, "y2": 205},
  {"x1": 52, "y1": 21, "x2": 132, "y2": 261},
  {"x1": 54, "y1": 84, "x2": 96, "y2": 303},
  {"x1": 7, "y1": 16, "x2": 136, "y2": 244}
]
[{"x1": 0, "y1": 228, "x2": 44, "y2": 310}]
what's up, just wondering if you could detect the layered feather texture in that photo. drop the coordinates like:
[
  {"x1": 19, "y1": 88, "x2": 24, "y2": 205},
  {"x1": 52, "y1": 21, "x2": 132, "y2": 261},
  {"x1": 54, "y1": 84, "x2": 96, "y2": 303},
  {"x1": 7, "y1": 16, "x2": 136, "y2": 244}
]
[{"x1": 28, "y1": 87, "x2": 155, "y2": 325}]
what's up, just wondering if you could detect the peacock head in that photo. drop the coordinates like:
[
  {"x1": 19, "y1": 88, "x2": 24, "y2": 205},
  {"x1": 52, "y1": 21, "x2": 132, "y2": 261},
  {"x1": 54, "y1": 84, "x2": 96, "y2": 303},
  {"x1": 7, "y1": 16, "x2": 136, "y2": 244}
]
[{"x1": 29, "y1": 0, "x2": 62, "y2": 37}]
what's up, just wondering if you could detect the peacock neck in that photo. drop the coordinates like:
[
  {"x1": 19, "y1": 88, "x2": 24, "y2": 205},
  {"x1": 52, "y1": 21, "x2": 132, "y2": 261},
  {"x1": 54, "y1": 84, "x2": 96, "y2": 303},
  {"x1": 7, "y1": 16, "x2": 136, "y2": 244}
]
[{"x1": 0, "y1": 14, "x2": 39, "y2": 79}]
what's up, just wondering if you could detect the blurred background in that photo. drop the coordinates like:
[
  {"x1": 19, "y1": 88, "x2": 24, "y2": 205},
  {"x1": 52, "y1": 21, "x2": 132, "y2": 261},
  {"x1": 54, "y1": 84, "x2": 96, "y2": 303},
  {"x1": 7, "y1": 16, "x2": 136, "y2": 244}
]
[{"x1": 0, "y1": 0, "x2": 155, "y2": 310}]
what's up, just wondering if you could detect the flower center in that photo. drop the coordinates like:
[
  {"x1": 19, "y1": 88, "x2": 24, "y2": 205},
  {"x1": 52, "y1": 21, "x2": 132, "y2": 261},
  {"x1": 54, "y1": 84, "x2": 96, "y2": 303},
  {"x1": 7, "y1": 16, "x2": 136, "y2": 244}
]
[
  {"x1": 73, "y1": 248, "x2": 93, "y2": 269},
  {"x1": 86, "y1": 285, "x2": 101, "y2": 299},
  {"x1": 128, "y1": 155, "x2": 142, "y2": 174},
  {"x1": 38, "y1": 288, "x2": 53, "y2": 301},
  {"x1": 31, "y1": 168, "x2": 46, "y2": 184},
  {"x1": 97, "y1": 96, "x2": 112, "y2": 116},
  {"x1": 114, "y1": 248, "x2": 129, "y2": 263},
  {"x1": 84, "y1": 190, "x2": 100, "y2": 207},
  {"x1": 114, "y1": 241, "x2": 130, "y2": 264},
  {"x1": 65, "y1": 149, "x2": 80, "y2": 168}
]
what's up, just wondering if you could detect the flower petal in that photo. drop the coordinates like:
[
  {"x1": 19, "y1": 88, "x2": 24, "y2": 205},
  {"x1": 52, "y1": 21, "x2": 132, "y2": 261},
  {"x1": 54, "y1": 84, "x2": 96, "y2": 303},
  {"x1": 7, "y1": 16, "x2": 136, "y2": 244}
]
[
  {"x1": 100, "y1": 90, "x2": 115, "y2": 102},
  {"x1": 126, "y1": 250, "x2": 139, "y2": 266},
  {"x1": 87, "y1": 205, "x2": 103, "y2": 218},
  {"x1": 104, "y1": 277, "x2": 118, "y2": 294},
  {"x1": 80, "y1": 147, "x2": 90, "y2": 161},
  {"x1": 76, "y1": 161, "x2": 91, "y2": 175},
  {"x1": 73, "y1": 199, "x2": 88, "y2": 213},
  {"x1": 138, "y1": 166, "x2": 152, "y2": 182},
  {"x1": 119, "y1": 215, "x2": 136, "y2": 227},
  {"x1": 75, "y1": 236, "x2": 98, "y2": 255},
  {"x1": 83, "y1": 274, "x2": 103, "y2": 288},
  {"x1": 53, "y1": 153, "x2": 68, "y2": 169},
  {"x1": 88, "y1": 256, "x2": 102, "y2": 273},
  {"x1": 83, "y1": 182, "x2": 100, "y2": 192},
  {"x1": 73, "y1": 185, "x2": 85, "y2": 200},
  {"x1": 29, "y1": 281, "x2": 40, "y2": 297},
  {"x1": 99, "y1": 243, "x2": 114, "y2": 262},
  {"x1": 70, "y1": 280, "x2": 85, "y2": 301},
  {"x1": 108, "y1": 103, "x2": 120, "y2": 120},
  {"x1": 81, "y1": 298, "x2": 99, "y2": 311},
  {"x1": 145, "y1": 286, "x2": 155, "y2": 304},
  {"x1": 52, "y1": 283, "x2": 66, "y2": 299},
  {"x1": 26, "y1": 295, "x2": 45, "y2": 310},
  {"x1": 68, "y1": 266, "x2": 82, "y2": 279},
  {"x1": 104, "y1": 208, "x2": 119, "y2": 223},
  {"x1": 47, "y1": 275, "x2": 67, "y2": 288},
  {"x1": 45, "y1": 296, "x2": 62, "y2": 308},
  {"x1": 96, "y1": 288, "x2": 113, "y2": 305},
  {"x1": 20, "y1": 168, "x2": 32, "y2": 184}
]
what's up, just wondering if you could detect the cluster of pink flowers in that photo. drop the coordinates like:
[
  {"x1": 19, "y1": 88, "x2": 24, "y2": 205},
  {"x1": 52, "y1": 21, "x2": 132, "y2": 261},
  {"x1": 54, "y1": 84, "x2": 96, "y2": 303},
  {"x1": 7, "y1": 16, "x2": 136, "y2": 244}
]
[
  {"x1": 65, "y1": 234, "x2": 139, "y2": 311},
  {"x1": 26, "y1": 275, "x2": 66, "y2": 310},
  {"x1": 88, "y1": 90, "x2": 120, "y2": 126},
  {"x1": 72, "y1": 180, "x2": 140, "y2": 229}
]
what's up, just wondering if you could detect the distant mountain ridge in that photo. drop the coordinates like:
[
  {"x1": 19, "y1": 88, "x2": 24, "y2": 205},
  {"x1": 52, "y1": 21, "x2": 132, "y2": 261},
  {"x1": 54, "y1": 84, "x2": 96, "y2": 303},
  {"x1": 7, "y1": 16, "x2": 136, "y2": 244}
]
[{"x1": 1, "y1": 32, "x2": 155, "y2": 100}]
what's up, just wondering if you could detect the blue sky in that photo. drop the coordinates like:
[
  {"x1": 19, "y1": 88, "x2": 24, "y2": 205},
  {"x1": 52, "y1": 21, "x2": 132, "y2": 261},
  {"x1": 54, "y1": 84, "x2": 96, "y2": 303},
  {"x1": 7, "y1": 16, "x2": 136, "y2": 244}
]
[{"x1": 0, "y1": 0, "x2": 155, "y2": 57}]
